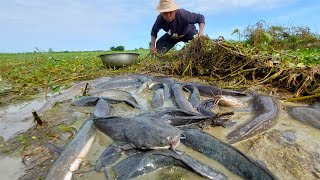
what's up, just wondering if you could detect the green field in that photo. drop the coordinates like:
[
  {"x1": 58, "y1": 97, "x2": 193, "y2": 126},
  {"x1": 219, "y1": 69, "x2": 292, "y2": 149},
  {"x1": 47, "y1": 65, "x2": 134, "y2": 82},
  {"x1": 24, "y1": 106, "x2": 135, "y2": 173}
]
[
  {"x1": 1, "y1": 23, "x2": 320, "y2": 102},
  {"x1": 0, "y1": 49, "x2": 149, "y2": 101}
]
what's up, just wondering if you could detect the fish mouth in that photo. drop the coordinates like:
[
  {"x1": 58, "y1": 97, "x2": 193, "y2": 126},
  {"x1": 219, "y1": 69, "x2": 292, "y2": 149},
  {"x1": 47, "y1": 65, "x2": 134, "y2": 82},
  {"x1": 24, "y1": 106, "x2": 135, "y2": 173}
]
[
  {"x1": 215, "y1": 95, "x2": 245, "y2": 107},
  {"x1": 168, "y1": 135, "x2": 181, "y2": 148}
]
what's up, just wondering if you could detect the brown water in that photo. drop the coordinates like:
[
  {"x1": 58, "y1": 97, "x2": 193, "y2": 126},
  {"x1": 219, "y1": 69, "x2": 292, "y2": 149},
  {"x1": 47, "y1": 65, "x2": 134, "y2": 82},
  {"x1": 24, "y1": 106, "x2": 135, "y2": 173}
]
[
  {"x1": 1, "y1": 77, "x2": 319, "y2": 180},
  {"x1": 0, "y1": 78, "x2": 109, "y2": 141},
  {"x1": 0, "y1": 98, "x2": 47, "y2": 141},
  {"x1": 209, "y1": 101, "x2": 320, "y2": 180},
  {"x1": 0, "y1": 156, "x2": 25, "y2": 179}
]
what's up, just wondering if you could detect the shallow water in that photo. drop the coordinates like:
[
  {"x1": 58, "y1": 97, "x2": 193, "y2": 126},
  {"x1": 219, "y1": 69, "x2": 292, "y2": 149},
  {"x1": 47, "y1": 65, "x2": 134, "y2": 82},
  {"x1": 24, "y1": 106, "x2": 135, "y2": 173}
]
[
  {"x1": 0, "y1": 97, "x2": 47, "y2": 141},
  {"x1": 0, "y1": 76, "x2": 319, "y2": 180},
  {"x1": 0, "y1": 156, "x2": 25, "y2": 179},
  {"x1": 209, "y1": 101, "x2": 320, "y2": 180},
  {"x1": 0, "y1": 78, "x2": 109, "y2": 141}
]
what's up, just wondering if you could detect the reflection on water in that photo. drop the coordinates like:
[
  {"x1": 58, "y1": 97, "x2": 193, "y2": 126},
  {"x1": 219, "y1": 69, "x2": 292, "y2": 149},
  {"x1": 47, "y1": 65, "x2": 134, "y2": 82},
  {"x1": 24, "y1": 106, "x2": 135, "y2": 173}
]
[{"x1": 0, "y1": 98, "x2": 47, "y2": 141}]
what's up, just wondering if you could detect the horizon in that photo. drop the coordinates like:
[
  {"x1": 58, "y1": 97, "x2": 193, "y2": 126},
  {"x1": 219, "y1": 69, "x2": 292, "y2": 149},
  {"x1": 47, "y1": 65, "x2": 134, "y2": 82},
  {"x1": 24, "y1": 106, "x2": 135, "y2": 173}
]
[{"x1": 1, "y1": 0, "x2": 320, "y2": 53}]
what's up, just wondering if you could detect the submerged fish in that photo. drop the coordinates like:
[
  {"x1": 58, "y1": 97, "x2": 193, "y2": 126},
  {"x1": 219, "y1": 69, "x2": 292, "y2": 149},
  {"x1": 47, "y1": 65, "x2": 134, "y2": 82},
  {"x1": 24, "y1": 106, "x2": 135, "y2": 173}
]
[
  {"x1": 181, "y1": 128, "x2": 277, "y2": 180},
  {"x1": 46, "y1": 119, "x2": 96, "y2": 180},
  {"x1": 183, "y1": 82, "x2": 246, "y2": 97},
  {"x1": 288, "y1": 106, "x2": 320, "y2": 129},
  {"x1": 171, "y1": 84, "x2": 195, "y2": 112},
  {"x1": 227, "y1": 94, "x2": 279, "y2": 144},
  {"x1": 95, "y1": 143, "x2": 122, "y2": 172},
  {"x1": 93, "y1": 98, "x2": 113, "y2": 118},
  {"x1": 112, "y1": 149, "x2": 227, "y2": 180}
]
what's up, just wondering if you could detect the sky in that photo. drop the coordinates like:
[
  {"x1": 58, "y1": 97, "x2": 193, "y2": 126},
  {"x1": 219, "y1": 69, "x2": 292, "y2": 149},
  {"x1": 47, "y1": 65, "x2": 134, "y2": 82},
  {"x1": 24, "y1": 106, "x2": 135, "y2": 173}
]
[{"x1": 1, "y1": 0, "x2": 319, "y2": 53}]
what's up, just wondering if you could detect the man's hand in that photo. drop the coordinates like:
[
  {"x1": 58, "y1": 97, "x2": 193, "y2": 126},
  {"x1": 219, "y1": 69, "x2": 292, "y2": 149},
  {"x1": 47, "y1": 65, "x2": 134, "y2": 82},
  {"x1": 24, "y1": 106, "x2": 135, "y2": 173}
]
[
  {"x1": 198, "y1": 31, "x2": 204, "y2": 37},
  {"x1": 150, "y1": 47, "x2": 157, "y2": 54}
]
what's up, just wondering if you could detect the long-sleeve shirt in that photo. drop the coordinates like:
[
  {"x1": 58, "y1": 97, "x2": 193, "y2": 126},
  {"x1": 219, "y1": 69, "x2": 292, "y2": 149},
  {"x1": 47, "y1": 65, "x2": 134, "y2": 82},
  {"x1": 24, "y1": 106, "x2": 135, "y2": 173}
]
[{"x1": 151, "y1": 9, "x2": 205, "y2": 39}]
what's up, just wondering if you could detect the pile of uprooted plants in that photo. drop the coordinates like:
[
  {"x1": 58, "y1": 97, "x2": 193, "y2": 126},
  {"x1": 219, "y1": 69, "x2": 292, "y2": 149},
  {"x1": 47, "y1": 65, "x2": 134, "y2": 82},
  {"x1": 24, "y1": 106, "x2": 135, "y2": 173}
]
[{"x1": 145, "y1": 36, "x2": 320, "y2": 101}]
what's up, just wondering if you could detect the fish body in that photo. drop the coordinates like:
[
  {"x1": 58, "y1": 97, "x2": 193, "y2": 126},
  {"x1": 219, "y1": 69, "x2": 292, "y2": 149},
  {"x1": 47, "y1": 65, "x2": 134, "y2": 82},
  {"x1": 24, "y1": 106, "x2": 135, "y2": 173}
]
[
  {"x1": 93, "y1": 98, "x2": 113, "y2": 118},
  {"x1": 183, "y1": 82, "x2": 246, "y2": 97},
  {"x1": 95, "y1": 143, "x2": 122, "y2": 172},
  {"x1": 136, "y1": 79, "x2": 153, "y2": 94},
  {"x1": 151, "y1": 88, "x2": 164, "y2": 108},
  {"x1": 197, "y1": 99, "x2": 218, "y2": 117},
  {"x1": 182, "y1": 128, "x2": 277, "y2": 180},
  {"x1": 113, "y1": 149, "x2": 227, "y2": 180},
  {"x1": 288, "y1": 107, "x2": 320, "y2": 129},
  {"x1": 149, "y1": 76, "x2": 176, "y2": 88},
  {"x1": 71, "y1": 93, "x2": 141, "y2": 109},
  {"x1": 183, "y1": 84, "x2": 201, "y2": 108},
  {"x1": 227, "y1": 95, "x2": 279, "y2": 144},
  {"x1": 90, "y1": 89, "x2": 139, "y2": 105},
  {"x1": 139, "y1": 108, "x2": 210, "y2": 126},
  {"x1": 171, "y1": 84, "x2": 194, "y2": 112},
  {"x1": 46, "y1": 119, "x2": 96, "y2": 180},
  {"x1": 150, "y1": 83, "x2": 171, "y2": 101},
  {"x1": 93, "y1": 116, "x2": 181, "y2": 150}
]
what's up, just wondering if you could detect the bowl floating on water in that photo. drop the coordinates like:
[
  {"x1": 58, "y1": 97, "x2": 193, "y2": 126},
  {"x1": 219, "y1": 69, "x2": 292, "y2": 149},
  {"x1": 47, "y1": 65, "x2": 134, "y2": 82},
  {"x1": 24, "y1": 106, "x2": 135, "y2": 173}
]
[{"x1": 99, "y1": 53, "x2": 140, "y2": 69}]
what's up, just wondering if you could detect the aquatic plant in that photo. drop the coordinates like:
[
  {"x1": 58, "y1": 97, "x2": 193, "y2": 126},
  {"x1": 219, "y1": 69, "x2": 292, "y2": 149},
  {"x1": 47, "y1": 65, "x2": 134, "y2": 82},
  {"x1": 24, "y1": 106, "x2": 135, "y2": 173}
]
[{"x1": 145, "y1": 35, "x2": 319, "y2": 101}]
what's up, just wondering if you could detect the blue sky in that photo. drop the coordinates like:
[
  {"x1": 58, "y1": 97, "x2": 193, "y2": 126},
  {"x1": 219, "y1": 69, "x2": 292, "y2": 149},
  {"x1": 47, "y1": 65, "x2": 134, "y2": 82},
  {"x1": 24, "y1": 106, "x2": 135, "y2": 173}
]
[{"x1": 1, "y1": 0, "x2": 319, "y2": 53}]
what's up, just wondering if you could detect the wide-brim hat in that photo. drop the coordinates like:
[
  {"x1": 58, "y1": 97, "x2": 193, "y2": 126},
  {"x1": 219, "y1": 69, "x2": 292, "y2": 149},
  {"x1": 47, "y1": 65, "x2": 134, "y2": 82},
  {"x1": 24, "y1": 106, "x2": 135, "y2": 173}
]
[{"x1": 156, "y1": 0, "x2": 180, "y2": 13}]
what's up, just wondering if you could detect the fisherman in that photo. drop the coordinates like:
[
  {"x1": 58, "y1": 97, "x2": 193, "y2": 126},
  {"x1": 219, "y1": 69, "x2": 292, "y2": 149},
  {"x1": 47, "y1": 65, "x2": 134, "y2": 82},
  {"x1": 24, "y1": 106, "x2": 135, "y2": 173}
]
[{"x1": 150, "y1": 0, "x2": 205, "y2": 54}]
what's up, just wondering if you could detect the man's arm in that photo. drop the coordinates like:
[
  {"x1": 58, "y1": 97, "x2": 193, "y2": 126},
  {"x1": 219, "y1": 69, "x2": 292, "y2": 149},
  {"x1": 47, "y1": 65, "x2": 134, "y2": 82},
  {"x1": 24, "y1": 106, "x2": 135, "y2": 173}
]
[
  {"x1": 198, "y1": 22, "x2": 205, "y2": 36},
  {"x1": 150, "y1": 15, "x2": 162, "y2": 53},
  {"x1": 150, "y1": 36, "x2": 157, "y2": 53}
]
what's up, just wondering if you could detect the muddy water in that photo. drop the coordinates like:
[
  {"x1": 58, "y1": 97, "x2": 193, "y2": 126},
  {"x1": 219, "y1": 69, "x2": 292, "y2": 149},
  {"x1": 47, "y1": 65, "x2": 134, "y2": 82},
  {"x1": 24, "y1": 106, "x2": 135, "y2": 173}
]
[
  {"x1": 0, "y1": 156, "x2": 25, "y2": 179},
  {"x1": 0, "y1": 97, "x2": 47, "y2": 141},
  {"x1": 1, "y1": 76, "x2": 319, "y2": 180},
  {"x1": 0, "y1": 78, "x2": 109, "y2": 141},
  {"x1": 208, "y1": 101, "x2": 320, "y2": 180}
]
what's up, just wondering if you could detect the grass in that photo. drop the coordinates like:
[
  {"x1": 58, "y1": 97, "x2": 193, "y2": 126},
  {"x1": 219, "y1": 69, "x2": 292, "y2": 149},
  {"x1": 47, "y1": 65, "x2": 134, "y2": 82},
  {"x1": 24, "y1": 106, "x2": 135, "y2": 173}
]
[
  {"x1": 1, "y1": 23, "x2": 319, "y2": 102},
  {"x1": 0, "y1": 49, "x2": 149, "y2": 102}
]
